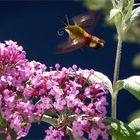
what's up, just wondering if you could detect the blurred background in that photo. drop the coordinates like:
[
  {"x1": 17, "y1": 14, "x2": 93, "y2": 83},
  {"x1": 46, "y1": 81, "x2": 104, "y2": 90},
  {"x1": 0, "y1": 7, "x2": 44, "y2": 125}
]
[{"x1": 0, "y1": 1, "x2": 139, "y2": 139}]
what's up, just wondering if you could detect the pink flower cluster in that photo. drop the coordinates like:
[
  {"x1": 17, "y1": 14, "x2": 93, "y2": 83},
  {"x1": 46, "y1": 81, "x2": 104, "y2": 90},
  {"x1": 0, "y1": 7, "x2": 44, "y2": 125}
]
[
  {"x1": 0, "y1": 40, "x2": 46, "y2": 139},
  {"x1": 35, "y1": 65, "x2": 110, "y2": 140},
  {"x1": 0, "y1": 40, "x2": 110, "y2": 140}
]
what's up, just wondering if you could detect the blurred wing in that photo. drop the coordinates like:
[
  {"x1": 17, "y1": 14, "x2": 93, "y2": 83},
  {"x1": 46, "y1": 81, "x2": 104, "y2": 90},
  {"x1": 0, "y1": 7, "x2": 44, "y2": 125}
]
[
  {"x1": 72, "y1": 12, "x2": 101, "y2": 33},
  {"x1": 54, "y1": 38, "x2": 85, "y2": 54}
]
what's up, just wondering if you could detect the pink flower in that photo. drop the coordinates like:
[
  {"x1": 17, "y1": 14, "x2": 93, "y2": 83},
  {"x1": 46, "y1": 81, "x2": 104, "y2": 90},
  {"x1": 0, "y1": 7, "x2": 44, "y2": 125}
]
[
  {"x1": 81, "y1": 103, "x2": 95, "y2": 115},
  {"x1": 54, "y1": 98, "x2": 66, "y2": 110},
  {"x1": 0, "y1": 94, "x2": 2, "y2": 108},
  {"x1": 65, "y1": 94, "x2": 76, "y2": 107},
  {"x1": 44, "y1": 126, "x2": 64, "y2": 140},
  {"x1": 36, "y1": 104, "x2": 45, "y2": 115},
  {"x1": 89, "y1": 128, "x2": 100, "y2": 140},
  {"x1": 41, "y1": 97, "x2": 52, "y2": 109},
  {"x1": 72, "y1": 118, "x2": 84, "y2": 137},
  {"x1": 49, "y1": 86, "x2": 64, "y2": 98},
  {"x1": 0, "y1": 41, "x2": 36, "y2": 139},
  {"x1": 95, "y1": 96, "x2": 108, "y2": 116},
  {"x1": 7, "y1": 133, "x2": 12, "y2": 140},
  {"x1": 0, "y1": 41, "x2": 110, "y2": 140}
]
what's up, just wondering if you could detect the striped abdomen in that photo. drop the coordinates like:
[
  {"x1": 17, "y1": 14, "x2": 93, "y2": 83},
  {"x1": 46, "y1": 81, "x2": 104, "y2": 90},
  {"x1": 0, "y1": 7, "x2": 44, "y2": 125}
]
[{"x1": 84, "y1": 34, "x2": 105, "y2": 49}]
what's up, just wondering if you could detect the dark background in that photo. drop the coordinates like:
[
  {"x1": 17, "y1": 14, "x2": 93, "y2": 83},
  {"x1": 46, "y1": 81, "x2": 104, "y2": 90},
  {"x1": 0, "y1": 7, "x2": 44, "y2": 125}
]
[{"x1": 0, "y1": 1, "x2": 139, "y2": 139}]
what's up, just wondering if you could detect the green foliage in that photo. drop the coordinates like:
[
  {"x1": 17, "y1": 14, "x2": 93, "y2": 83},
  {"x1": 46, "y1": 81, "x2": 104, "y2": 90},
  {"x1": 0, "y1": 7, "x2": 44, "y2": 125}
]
[
  {"x1": 130, "y1": 6, "x2": 140, "y2": 23},
  {"x1": 10, "y1": 129, "x2": 17, "y2": 140},
  {"x1": 124, "y1": 20, "x2": 140, "y2": 43},
  {"x1": 0, "y1": 135, "x2": 6, "y2": 140},
  {"x1": 82, "y1": 70, "x2": 113, "y2": 94},
  {"x1": 104, "y1": 117, "x2": 139, "y2": 140},
  {"x1": 109, "y1": 0, "x2": 134, "y2": 35},
  {"x1": 0, "y1": 114, "x2": 6, "y2": 139},
  {"x1": 84, "y1": 0, "x2": 140, "y2": 44},
  {"x1": 93, "y1": 71, "x2": 113, "y2": 94},
  {"x1": 84, "y1": 1, "x2": 140, "y2": 139},
  {"x1": 84, "y1": 0, "x2": 107, "y2": 10},
  {"x1": 110, "y1": 8, "x2": 122, "y2": 28},
  {"x1": 123, "y1": 3, "x2": 140, "y2": 43},
  {"x1": 128, "y1": 110, "x2": 140, "y2": 124},
  {"x1": 109, "y1": 0, "x2": 140, "y2": 44},
  {"x1": 128, "y1": 118, "x2": 140, "y2": 139},
  {"x1": 0, "y1": 114, "x2": 6, "y2": 126},
  {"x1": 21, "y1": 118, "x2": 29, "y2": 126},
  {"x1": 132, "y1": 53, "x2": 140, "y2": 68},
  {"x1": 42, "y1": 115, "x2": 57, "y2": 127},
  {"x1": 115, "y1": 76, "x2": 140, "y2": 100}
]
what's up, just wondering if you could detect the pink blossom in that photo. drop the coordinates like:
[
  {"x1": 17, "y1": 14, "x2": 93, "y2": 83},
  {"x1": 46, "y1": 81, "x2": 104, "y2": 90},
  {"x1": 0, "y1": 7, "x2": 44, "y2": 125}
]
[
  {"x1": 0, "y1": 41, "x2": 36, "y2": 139},
  {"x1": 65, "y1": 94, "x2": 76, "y2": 107},
  {"x1": 41, "y1": 97, "x2": 52, "y2": 109},
  {"x1": 81, "y1": 103, "x2": 95, "y2": 115},
  {"x1": 44, "y1": 126, "x2": 64, "y2": 140},
  {"x1": 89, "y1": 128, "x2": 100, "y2": 140},
  {"x1": 72, "y1": 118, "x2": 84, "y2": 137},
  {"x1": 36, "y1": 104, "x2": 45, "y2": 115},
  {"x1": 1, "y1": 110, "x2": 12, "y2": 120},
  {"x1": 54, "y1": 98, "x2": 66, "y2": 110},
  {"x1": 49, "y1": 85, "x2": 64, "y2": 98},
  {"x1": 0, "y1": 94, "x2": 2, "y2": 108},
  {"x1": 0, "y1": 40, "x2": 110, "y2": 140},
  {"x1": 7, "y1": 133, "x2": 12, "y2": 140},
  {"x1": 55, "y1": 63, "x2": 60, "y2": 72}
]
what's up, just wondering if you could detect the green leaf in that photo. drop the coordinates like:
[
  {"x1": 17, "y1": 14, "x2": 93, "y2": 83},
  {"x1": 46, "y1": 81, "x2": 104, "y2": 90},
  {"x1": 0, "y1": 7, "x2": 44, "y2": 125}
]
[
  {"x1": 91, "y1": 71, "x2": 113, "y2": 94},
  {"x1": 67, "y1": 127, "x2": 77, "y2": 140},
  {"x1": 128, "y1": 110, "x2": 140, "y2": 122},
  {"x1": 80, "y1": 70, "x2": 113, "y2": 94},
  {"x1": 130, "y1": 6, "x2": 140, "y2": 23},
  {"x1": 115, "y1": 76, "x2": 140, "y2": 100},
  {"x1": 41, "y1": 115, "x2": 57, "y2": 127},
  {"x1": 110, "y1": 8, "x2": 122, "y2": 20},
  {"x1": 104, "y1": 117, "x2": 139, "y2": 140},
  {"x1": 132, "y1": 53, "x2": 140, "y2": 68},
  {"x1": 10, "y1": 129, "x2": 17, "y2": 140},
  {"x1": 84, "y1": 0, "x2": 107, "y2": 10},
  {"x1": 128, "y1": 118, "x2": 140, "y2": 138},
  {"x1": 0, "y1": 114, "x2": 6, "y2": 126},
  {"x1": 124, "y1": 0, "x2": 134, "y2": 21},
  {"x1": 21, "y1": 118, "x2": 29, "y2": 126},
  {"x1": 124, "y1": 20, "x2": 140, "y2": 44}
]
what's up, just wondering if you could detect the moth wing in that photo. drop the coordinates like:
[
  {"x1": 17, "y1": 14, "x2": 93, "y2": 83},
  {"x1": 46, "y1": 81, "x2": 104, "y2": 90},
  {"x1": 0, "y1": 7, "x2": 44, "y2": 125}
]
[
  {"x1": 54, "y1": 38, "x2": 85, "y2": 54},
  {"x1": 72, "y1": 12, "x2": 101, "y2": 33}
]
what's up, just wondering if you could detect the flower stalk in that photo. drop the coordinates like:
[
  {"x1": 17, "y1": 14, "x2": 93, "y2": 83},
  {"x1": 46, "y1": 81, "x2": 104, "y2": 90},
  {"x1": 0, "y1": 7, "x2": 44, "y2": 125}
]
[
  {"x1": 112, "y1": 27, "x2": 123, "y2": 140},
  {"x1": 111, "y1": 1, "x2": 124, "y2": 139},
  {"x1": 112, "y1": 24, "x2": 123, "y2": 119}
]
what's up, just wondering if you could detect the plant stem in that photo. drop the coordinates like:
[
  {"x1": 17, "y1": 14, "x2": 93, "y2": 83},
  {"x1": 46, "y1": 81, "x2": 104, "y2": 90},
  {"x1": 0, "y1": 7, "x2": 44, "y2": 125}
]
[
  {"x1": 113, "y1": 33, "x2": 122, "y2": 91},
  {"x1": 111, "y1": 91, "x2": 117, "y2": 119},
  {"x1": 112, "y1": 26, "x2": 123, "y2": 140},
  {"x1": 112, "y1": 28, "x2": 123, "y2": 114}
]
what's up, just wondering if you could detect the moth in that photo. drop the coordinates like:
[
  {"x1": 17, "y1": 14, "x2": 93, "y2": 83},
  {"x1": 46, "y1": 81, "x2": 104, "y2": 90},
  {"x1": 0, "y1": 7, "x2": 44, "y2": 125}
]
[{"x1": 54, "y1": 12, "x2": 104, "y2": 54}]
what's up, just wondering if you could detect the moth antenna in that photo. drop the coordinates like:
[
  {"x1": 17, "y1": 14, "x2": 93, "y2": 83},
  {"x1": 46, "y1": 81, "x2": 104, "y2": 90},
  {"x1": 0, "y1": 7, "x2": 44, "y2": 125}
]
[
  {"x1": 57, "y1": 16, "x2": 68, "y2": 26},
  {"x1": 65, "y1": 14, "x2": 70, "y2": 25}
]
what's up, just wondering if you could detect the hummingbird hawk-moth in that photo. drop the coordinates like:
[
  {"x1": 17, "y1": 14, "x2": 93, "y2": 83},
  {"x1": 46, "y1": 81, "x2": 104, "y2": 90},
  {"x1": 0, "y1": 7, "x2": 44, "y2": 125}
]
[{"x1": 54, "y1": 12, "x2": 104, "y2": 54}]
